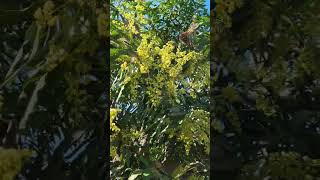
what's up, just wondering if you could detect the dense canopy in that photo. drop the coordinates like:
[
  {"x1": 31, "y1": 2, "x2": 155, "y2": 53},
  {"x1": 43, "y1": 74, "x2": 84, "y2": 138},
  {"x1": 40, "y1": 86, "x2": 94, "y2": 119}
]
[
  {"x1": 212, "y1": 0, "x2": 320, "y2": 179},
  {"x1": 0, "y1": 0, "x2": 107, "y2": 179},
  {"x1": 110, "y1": 0, "x2": 210, "y2": 179},
  {"x1": 0, "y1": 0, "x2": 319, "y2": 179}
]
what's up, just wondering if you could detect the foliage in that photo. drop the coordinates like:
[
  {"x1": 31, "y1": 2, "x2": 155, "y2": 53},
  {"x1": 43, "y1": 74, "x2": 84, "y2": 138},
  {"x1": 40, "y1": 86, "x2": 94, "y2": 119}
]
[
  {"x1": 0, "y1": 0, "x2": 107, "y2": 179},
  {"x1": 240, "y1": 151, "x2": 320, "y2": 179},
  {"x1": 212, "y1": 0, "x2": 320, "y2": 179},
  {"x1": 111, "y1": 0, "x2": 210, "y2": 179},
  {"x1": 0, "y1": 149, "x2": 33, "y2": 180}
]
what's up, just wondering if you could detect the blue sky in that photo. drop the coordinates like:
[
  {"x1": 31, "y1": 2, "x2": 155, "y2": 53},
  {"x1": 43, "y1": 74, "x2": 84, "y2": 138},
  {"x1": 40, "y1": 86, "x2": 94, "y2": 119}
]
[{"x1": 205, "y1": 0, "x2": 210, "y2": 12}]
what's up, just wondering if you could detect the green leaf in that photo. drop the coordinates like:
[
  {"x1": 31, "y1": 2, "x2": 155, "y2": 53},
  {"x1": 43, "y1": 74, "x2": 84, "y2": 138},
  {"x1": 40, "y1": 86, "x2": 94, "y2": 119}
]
[
  {"x1": 142, "y1": 173, "x2": 150, "y2": 176},
  {"x1": 4, "y1": 41, "x2": 28, "y2": 79},
  {"x1": 19, "y1": 73, "x2": 47, "y2": 129},
  {"x1": 1, "y1": 24, "x2": 41, "y2": 88},
  {"x1": 128, "y1": 173, "x2": 141, "y2": 180}
]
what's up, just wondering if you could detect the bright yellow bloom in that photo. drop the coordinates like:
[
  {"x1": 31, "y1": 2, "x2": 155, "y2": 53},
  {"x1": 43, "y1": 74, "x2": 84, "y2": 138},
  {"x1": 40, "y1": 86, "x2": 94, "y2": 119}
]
[
  {"x1": 120, "y1": 62, "x2": 128, "y2": 70},
  {"x1": 110, "y1": 108, "x2": 120, "y2": 132}
]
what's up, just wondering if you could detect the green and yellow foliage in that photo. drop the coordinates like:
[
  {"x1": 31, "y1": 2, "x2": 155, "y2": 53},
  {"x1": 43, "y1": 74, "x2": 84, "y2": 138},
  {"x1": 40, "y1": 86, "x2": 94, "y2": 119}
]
[
  {"x1": 111, "y1": 0, "x2": 209, "y2": 178},
  {"x1": 0, "y1": 149, "x2": 33, "y2": 180},
  {"x1": 241, "y1": 152, "x2": 320, "y2": 179},
  {"x1": 0, "y1": 0, "x2": 107, "y2": 178},
  {"x1": 212, "y1": 0, "x2": 320, "y2": 179}
]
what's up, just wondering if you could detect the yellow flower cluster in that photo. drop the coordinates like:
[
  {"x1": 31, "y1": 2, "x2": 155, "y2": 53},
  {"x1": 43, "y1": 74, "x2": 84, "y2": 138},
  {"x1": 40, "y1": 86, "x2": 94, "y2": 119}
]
[
  {"x1": 110, "y1": 145, "x2": 118, "y2": 159},
  {"x1": 137, "y1": 37, "x2": 151, "y2": 59},
  {"x1": 110, "y1": 108, "x2": 120, "y2": 132},
  {"x1": 134, "y1": 0, "x2": 147, "y2": 24},
  {"x1": 215, "y1": 0, "x2": 243, "y2": 28},
  {"x1": 137, "y1": 37, "x2": 155, "y2": 74},
  {"x1": 111, "y1": 20, "x2": 125, "y2": 30},
  {"x1": 135, "y1": 5, "x2": 145, "y2": 12},
  {"x1": 122, "y1": 13, "x2": 139, "y2": 35},
  {"x1": 120, "y1": 62, "x2": 128, "y2": 70},
  {"x1": 44, "y1": 45, "x2": 67, "y2": 72},
  {"x1": 146, "y1": 75, "x2": 164, "y2": 107},
  {"x1": 123, "y1": 77, "x2": 131, "y2": 85},
  {"x1": 178, "y1": 51, "x2": 199, "y2": 66},
  {"x1": 114, "y1": 31, "x2": 202, "y2": 107},
  {"x1": 130, "y1": 129, "x2": 141, "y2": 140},
  {"x1": 178, "y1": 134, "x2": 192, "y2": 155},
  {"x1": 139, "y1": 64, "x2": 149, "y2": 74},
  {"x1": 115, "y1": 1, "x2": 148, "y2": 36},
  {"x1": 168, "y1": 51, "x2": 200, "y2": 78},
  {"x1": 159, "y1": 41, "x2": 175, "y2": 69},
  {"x1": 134, "y1": 0, "x2": 145, "y2": 3},
  {"x1": 33, "y1": 1, "x2": 57, "y2": 27},
  {"x1": 0, "y1": 149, "x2": 33, "y2": 180},
  {"x1": 177, "y1": 109, "x2": 210, "y2": 155}
]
